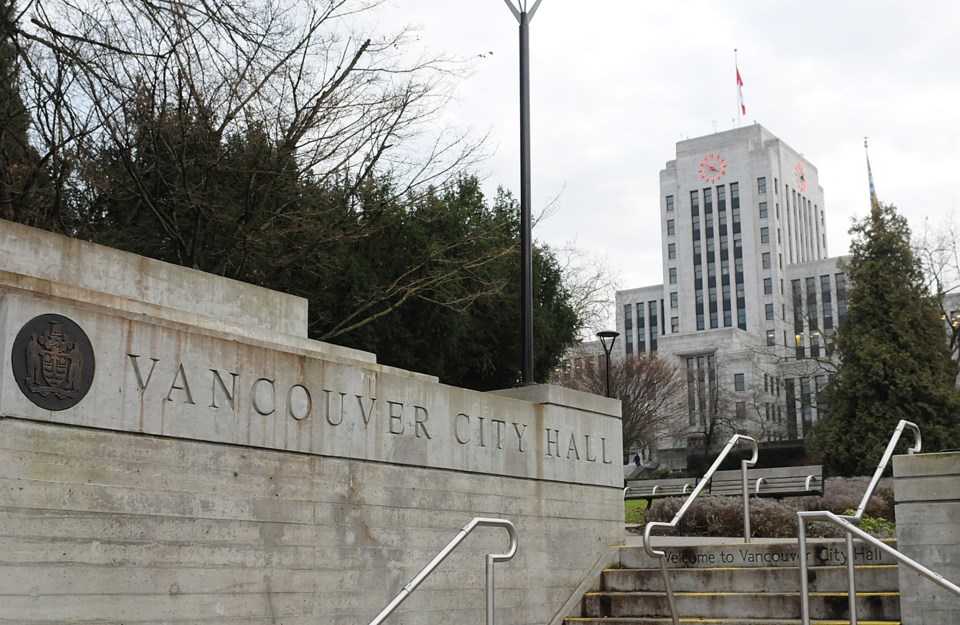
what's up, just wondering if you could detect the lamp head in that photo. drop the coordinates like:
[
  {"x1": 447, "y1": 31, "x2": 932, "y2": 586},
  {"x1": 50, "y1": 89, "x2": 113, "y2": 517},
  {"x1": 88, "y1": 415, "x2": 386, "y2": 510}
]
[{"x1": 596, "y1": 330, "x2": 619, "y2": 355}]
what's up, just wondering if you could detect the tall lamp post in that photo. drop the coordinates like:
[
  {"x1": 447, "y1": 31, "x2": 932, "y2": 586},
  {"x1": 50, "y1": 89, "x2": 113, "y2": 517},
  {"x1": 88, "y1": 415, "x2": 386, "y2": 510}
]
[
  {"x1": 502, "y1": 0, "x2": 543, "y2": 386},
  {"x1": 597, "y1": 330, "x2": 619, "y2": 398}
]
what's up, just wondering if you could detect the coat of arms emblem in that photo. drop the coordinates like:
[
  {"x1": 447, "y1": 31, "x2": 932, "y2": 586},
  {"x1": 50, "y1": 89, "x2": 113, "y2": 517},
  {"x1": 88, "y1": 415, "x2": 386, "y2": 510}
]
[{"x1": 11, "y1": 314, "x2": 95, "y2": 410}]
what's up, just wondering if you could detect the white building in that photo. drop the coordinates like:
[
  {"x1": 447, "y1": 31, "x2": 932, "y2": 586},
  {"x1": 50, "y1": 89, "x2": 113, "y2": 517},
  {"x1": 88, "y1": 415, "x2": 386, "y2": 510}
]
[{"x1": 616, "y1": 124, "x2": 848, "y2": 471}]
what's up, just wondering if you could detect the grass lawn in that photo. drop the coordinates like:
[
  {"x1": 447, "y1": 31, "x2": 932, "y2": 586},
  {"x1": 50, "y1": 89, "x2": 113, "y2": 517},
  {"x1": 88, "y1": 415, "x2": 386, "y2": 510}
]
[{"x1": 624, "y1": 498, "x2": 648, "y2": 525}]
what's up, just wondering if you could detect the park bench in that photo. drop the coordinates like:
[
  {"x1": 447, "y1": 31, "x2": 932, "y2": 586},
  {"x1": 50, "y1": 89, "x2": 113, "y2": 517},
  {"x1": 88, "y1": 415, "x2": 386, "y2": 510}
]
[
  {"x1": 624, "y1": 476, "x2": 700, "y2": 508},
  {"x1": 710, "y1": 465, "x2": 824, "y2": 500}
]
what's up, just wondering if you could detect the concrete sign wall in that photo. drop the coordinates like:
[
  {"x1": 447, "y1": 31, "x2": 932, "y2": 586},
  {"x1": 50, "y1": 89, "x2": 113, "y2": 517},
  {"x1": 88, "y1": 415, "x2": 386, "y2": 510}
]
[
  {"x1": 894, "y1": 452, "x2": 960, "y2": 625},
  {"x1": 0, "y1": 221, "x2": 624, "y2": 624}
]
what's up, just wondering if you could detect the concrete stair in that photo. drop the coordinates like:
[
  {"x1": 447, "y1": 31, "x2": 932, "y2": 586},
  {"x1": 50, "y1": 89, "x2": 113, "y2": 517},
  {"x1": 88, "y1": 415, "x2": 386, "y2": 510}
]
[{"x1": 565, "y1": 539, "x2": 901, "y2": 625}]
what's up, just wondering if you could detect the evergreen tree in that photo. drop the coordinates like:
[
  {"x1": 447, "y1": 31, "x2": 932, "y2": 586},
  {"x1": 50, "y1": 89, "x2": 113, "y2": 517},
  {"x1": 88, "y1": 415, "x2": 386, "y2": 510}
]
[
  {"x1": 810, "y1": 203, "x2": 960, "y2": 475},
  {"x1": 0, "y1": 0, "x2": 46, "y2": 225}
]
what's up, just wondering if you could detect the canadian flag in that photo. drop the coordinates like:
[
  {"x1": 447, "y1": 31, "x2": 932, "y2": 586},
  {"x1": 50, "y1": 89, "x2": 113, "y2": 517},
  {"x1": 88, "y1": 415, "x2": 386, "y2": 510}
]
[{"x1": 736, "y1": 67, "x2": 746, "y2": 115}]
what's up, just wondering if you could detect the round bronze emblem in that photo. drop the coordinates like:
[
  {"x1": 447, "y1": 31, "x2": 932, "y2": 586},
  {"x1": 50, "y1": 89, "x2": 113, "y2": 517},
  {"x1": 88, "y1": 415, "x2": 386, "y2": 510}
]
[{"x1": 11, "y1": 314, "x2": 96, "y2": 410}]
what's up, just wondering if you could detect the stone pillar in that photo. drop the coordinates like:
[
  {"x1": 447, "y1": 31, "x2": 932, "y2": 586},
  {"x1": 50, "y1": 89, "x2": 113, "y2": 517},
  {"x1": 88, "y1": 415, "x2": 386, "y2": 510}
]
[{"x1": 894, "y1": 452, "x2": 960, "y2": 625}]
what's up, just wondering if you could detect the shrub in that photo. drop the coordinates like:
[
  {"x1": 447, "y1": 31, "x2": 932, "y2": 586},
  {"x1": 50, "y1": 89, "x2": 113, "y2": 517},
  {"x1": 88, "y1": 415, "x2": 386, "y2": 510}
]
[
  {"x1": 796, "y1": 477, "x2": 895, "y2": 522},
  {"x1": 646, "y1": 496, "x2": 810, "y2": 539},
  {"x1": 643, "y1": 477, "x2": 896, "y2": 539}
]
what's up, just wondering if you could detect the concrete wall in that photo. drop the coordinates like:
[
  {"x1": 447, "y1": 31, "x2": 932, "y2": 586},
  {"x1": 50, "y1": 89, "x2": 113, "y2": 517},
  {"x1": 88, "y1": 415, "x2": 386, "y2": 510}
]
[
  {"x1": 894, "y1": 452, "x2": 960, "y2": 625},
  {"x1": 1, "y1": 218, "x2": 311, "y2": 340},
  {"x1": 0, "y1": 222, "x2": 624, "y2": 624}
]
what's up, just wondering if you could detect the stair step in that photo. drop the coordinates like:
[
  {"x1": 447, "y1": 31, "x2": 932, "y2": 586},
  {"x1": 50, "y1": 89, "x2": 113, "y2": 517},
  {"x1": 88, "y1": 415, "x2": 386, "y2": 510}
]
[
  {"x1": 565, "y1": 619, "x2": 900, "y2": 624},
  {"x1": 603, "y1": 564, "x2": 899, "y2": 593},
  {"x1": 581, "y1": 590, "x2": 900, "y2": 621},
  {"x1": 619, "y1": 540, "x2": 897, "y2": 570}
]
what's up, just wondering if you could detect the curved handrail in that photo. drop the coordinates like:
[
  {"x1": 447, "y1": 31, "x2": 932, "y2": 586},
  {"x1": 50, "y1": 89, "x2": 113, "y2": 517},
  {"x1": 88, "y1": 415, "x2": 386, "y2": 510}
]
[
  {"x1": 642, "y1": 433, "x2": 758, "y2": 625},
  {"x1": 798, "y1": 419, "x2": 921, "y2": 625},
  {"x1": 367, "y1": 517, "x2": 518, "y2": 625},
  {"x1": 848, "y1": 419, "x2": 920, "y2": 522},
  {"x1": 797, "y1": 510, "x2": 960, "y2": 625}
]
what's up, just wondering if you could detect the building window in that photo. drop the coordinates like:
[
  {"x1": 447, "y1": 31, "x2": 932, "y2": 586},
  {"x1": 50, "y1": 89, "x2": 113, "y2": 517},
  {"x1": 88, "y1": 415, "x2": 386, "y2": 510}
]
[
  {"x1": 649, "y1": 300, "x2": 659, "y2": 353},
  {"x1": 821, "y1": 274, "x2": 834, "y2": 330},
  {"x1": 761, "y1": 227, "x2": 769, "y2": 244},
  {"x1": 669, "y1": 267, "x2": 677, "y2": 284},
  {"x1": 668, "y1": 243, "x2": 676, "y2": 259},
  {"x1": 836, "y1": 273, "x2": 848, "y2": 322},
  {"x1": 671, "y1": 317, "x2": 679, "y2": 333},
  {"x1": 758, "y1": 177, "x2": 767, "y2": 194},
  {"x1": 766, "y1": 329, "x2": 776, "y2": 346},
  {"x1": 736, "y1": 401, "x2": 747, "y2": 420},
  {"x1": 762, "y1": 252, "x2": 771, "y2": 269},
  {"x1": 765, "y1": 303, "x2": 774, "y2": 321},
  {"x1": 806, "y1": 277, "x2": 819, "y2": 332},
  {"x1": 667, "y1": 219, "x2": 675, "y2": 235},
  {"x1": 690, "y1": 190, "x2": 700, "y2": 216},
  {"x1": 666, "y1": 195, "x2": 674, "y2": 212},
  {"x1": 686, "y1": 353, "x2": 717, "y2": 427},
  {"x1": 763, "y1": 277, "x2": 773, "y2": 295},
  {"x1": 636, "y1": 303, "x2": 646, "y2": 353},
  {"x1": 801, "y1": 377, "x2": 813, "y2": 435},
  {"x1": 759, "y1": 201, "x2": 768, "y2": 218},
  {"x1": 734, "y1": 373, "x2": 745, "y2": 391},
  {"x1": 670, "y1": 291, "x2": 678, "y2": 308},
  {"x1": 624, "y1": 304, "x2": 633, "y2": 355}
]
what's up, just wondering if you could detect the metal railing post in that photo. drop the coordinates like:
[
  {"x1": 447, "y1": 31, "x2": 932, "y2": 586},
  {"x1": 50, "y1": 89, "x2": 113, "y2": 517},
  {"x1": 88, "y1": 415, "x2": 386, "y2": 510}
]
[
  {"x1": 741, "y1": 456, "x2": 751, "y2": 543},
  {"x1": 798, "y1": 510, "x2": 960, "y2": 625},
  {"x1": 367, "y1": 517, "x2": 518, "y2": 625},
  {"x1": 797, "y1": 420, "x2": 922, "y2": 625},
  {"x1": 797, "y1": 515, "x2": 811, "y2": 625},
  {"x1": 642, "y1": 433, "x2": 758, "y2": 625}
]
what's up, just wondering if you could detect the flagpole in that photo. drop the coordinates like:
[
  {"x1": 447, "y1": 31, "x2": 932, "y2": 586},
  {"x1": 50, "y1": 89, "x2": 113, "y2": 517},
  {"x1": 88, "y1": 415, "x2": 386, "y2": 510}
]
[
  {"x1": 735, "y1": 48, "x2": 740, "y2": 128},
  {"x1": 865, "y1": 137, "x2": 879, "y2": 213}
]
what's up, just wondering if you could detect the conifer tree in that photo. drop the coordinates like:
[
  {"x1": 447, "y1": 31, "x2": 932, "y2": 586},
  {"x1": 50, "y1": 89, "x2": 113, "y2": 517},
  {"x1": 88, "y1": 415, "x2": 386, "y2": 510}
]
[
  {"x1": 811, "y1": 203, "x2": 960, "y2": 475},
  {"x1": 0, "y1": 0, "x2": 37, "y2": 222}
]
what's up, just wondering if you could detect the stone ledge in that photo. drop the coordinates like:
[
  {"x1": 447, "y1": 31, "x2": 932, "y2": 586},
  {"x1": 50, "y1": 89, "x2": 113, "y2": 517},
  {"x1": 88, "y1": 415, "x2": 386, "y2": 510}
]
[
  {"x1": 1, "y1": 218, "x2": 308, "y2": 336},
  {"x1": 490, "y1": 384, "x2": 621, "y2": 420}
]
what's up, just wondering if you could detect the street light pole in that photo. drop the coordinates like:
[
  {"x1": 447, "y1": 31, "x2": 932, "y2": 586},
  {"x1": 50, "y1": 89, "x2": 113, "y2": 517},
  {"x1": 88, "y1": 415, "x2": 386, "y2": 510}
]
[
  {"x1": 502, "y1": 0, "x2": 543, "y2": 386},
  {"x1": 597, "y1": 331, "x2": 619, "y2": 398}
]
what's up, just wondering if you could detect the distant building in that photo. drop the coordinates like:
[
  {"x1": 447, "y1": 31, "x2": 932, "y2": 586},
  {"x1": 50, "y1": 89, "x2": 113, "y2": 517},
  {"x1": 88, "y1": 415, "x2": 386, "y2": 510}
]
[{"x1": 615, "y1": 124, "x2": 849, "y2": 471}]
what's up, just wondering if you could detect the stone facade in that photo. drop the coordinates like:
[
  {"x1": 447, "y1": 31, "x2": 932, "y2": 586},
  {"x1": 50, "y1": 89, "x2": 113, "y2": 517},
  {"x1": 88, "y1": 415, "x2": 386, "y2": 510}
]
[
  {"x1": 615, "y1": 125, "x2": 849, "y2": 471},
  {"x1": 894, "y1": 451, "x2": 960, "y2": 625},
  {"x1": 0, "y1": 220, "x2": 624, "y2": 624}
]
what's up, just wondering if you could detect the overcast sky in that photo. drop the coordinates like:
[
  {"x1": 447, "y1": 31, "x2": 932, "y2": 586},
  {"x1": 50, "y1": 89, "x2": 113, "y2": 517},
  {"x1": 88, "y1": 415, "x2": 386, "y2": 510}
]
[{"x1": 360, "y1": 0, "x2": 960, "y2": 295}]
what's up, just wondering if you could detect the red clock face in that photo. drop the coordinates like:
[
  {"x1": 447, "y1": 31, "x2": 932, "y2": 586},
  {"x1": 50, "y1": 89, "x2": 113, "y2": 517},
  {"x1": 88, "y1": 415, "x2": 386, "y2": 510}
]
[
  {"x1": 699, "y1": 153, "x2": 727, "y2": 184},
  {"x1": 795, "y1": 162, "x2": 808, "y2": 192}
]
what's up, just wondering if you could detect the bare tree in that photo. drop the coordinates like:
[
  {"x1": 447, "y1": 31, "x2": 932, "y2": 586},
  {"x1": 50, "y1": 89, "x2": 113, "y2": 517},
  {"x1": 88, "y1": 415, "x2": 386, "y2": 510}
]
[
  {"x1": 552, "y1": 245, "x2": 621, "y2": 340},
  {"x1": 3, "y1": 0, "x2": 556, "y2": 345},
  {"x1": 10, "y1": 0, "x2": 483, "y2": 253},
  {"x1": 914, "y1": 213, "x2": 960, "y2": 359},
  {"x1": 552, "y1": 348, "x2": 686, "y2": 456}
]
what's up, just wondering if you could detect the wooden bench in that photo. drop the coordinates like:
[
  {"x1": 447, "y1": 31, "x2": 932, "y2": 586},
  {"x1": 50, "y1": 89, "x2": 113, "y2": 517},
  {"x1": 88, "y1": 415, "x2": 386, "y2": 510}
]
[
  {"x1": 624, "y1": 477, "x2": 700, "y2": 508},
  {"x1": 710, "y1": 465, "x2": 824, "y2": 499}
]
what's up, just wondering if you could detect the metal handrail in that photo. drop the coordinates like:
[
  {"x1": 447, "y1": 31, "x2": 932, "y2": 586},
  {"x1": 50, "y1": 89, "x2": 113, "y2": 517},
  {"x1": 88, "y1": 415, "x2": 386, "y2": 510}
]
[
  {"x1": 797, "y1": 419, "x2": 922, "y2": 625},
  {"x1": 797, "y1": 510, "x2": 960, "y2": 625},
  {"x1": 367, "y1": 517, "x2": 518, "y2": 625},
  {"x1": 642, "y1": 433, "x2": 758, "y2": 625}
]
